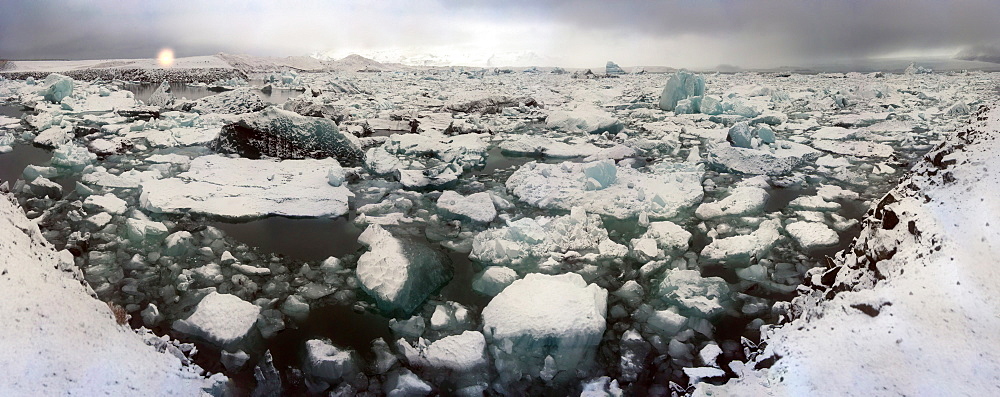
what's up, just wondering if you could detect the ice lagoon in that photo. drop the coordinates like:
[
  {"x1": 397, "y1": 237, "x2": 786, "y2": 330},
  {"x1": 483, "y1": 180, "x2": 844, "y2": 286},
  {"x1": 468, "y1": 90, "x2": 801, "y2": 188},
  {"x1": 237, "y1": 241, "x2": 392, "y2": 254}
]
[{"x1": 0, "y1": 59, "x2": 997, "y2": 395}]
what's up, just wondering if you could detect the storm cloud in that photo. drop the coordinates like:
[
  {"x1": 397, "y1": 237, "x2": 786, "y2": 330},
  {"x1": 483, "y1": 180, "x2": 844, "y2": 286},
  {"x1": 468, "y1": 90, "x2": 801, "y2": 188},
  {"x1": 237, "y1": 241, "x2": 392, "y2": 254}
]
[{"x1": 2, "y1": 0, "x2": 999, "y2": 68}]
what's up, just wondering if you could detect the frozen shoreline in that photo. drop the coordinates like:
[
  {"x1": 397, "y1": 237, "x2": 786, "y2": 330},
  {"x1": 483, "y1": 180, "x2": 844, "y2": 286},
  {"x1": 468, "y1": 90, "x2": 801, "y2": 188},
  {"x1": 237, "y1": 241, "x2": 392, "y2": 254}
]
[
  {"x1": 697, "y1": 103, "x2": 1000, "y2": 395},
  {"x1": 0, "y1": 193, "x2": 226, "y2": 395}
]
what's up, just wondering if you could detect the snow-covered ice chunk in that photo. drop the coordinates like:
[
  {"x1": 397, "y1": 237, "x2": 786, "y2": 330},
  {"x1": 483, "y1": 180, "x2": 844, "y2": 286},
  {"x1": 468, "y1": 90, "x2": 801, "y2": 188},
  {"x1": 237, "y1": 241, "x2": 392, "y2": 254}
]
[
  {"x1": 659, "y1": 71, "x2": 705, "y2": 111},
  {"x1": 302, "y1": 339, "x2": 359, "y2": 388},
  {"x1": 211, "y1": 106, "x2": 364, "y2": 165},
  {"x1": 33, "y1": 125, "x2": 73, "y2": 148},
  {"x1": 365, "y1": 146, "x2": 403, "y2": 175},
  {"x1": 499, "y1": 135, "x2": 601, "y2": 158},
  {"x1": 812, "y1": 139, "x2": 893, "y2": 158},
  {"x1": 356, "y1": 225, "x2": 452, "y2": 316},
  {"x1": 472, "y1": 266, "x2": 519, "y2": 296},
  {"x1": 785, "y1": 221, "x2": 839, "y2": 250},
  {"x1": 701, "y1": 219, "x2": 782, "y2": 263},
  {"x1": 507, "y1": 160, "x2": 704, "y2": 220},
  {"x1": 140, "y1": 155, "x2": 353, "y2": 219},
  {"x1": 147, "y1": 81, "x2": 174, "y2": 108},
  {"x1": 629, "y1": 221, "x2": 691, "y2": 261},
  {"x1": 84, "y1": 193, "x2": 128, "y2": 215},
  {"x1": 383, "y1": 369, "x2": 432, "y2": 397},
  {"x1": 695, "y1": 177, "x2": 769, "y2": 219},
  {"x1": 186, "y1": 88, "x2": 265, "y2": 115},
  {"x1": 789, "y1": 195, "x2": 841, "y2": 211},
  {"x1": 172, "y1": 292, "x2": 260, "y2": 348},
  {"x1": 420, "y1": 330, "x2": 489, "y2": 372},
  {"x1": 470, "y1": 207, "x2": 627, "y2": 273},
  {"x1": 383, "y1": 133, "x2": 488, "y2": 170},
  {"x1": 546, "y1": 106, "x2": 623, "y2": 134},
  {"x1": 482, "y1": 273, "x2": 607, "y2": 386},
  {"x1": 727, "y1": 122, "x2": 754, "y2": 149},
  {"x1": 656, "y1": 269, "x2": 731, "y2": 318},
  {"x1": 38, "y1": 73, "x2": 73, "y2": 103},
  {"x1": 436, "y1": 191, "x2": 497, "y2": 223},
  {"x1": 706, "y1": 140, "x2": 821, "y2": 175},
  {"x1": 124, "y1": 218, "x2": 168, "y2": 245}
]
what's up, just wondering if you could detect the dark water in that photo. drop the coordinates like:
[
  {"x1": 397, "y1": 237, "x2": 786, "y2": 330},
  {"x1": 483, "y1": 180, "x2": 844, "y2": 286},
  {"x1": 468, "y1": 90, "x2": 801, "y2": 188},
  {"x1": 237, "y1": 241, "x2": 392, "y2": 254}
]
[
  {"x1": 0, "y1": 144, "x2": 51, "y2": 185},
  {"x1": 210, "y1": 215, "x2": 364, "y2": 262},
  {"x1": 0, "y1": 104, "x2": 26, "y2": 118}
]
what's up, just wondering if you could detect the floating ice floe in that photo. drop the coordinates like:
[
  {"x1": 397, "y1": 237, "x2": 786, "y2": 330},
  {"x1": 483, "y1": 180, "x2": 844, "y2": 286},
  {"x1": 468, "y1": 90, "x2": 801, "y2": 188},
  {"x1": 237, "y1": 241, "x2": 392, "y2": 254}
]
[
  {"x1": 436, "y1": 191, "x2": 497, "y2": 223},
  {"x1": 172, "y1": 292, "x2": 260, "y2": 349},
  {"x1": 629, "y1": 221, "x2": 691, "y2": 262},
  {"x1": 700, "y1": 219, "x2": 783, "y2": 264},
  {"x1": 140, "y1": 155, "x2": 353, "y2": 218},
  {"x1": 785, "y1": 221, "x2": 839, "y2": 250},
  {"x1": 695, "y1": 176, "x2": 770, "y2": 219},
  {"x1": 706, "y1": 139, "x2": 821, "y2": 175},
  {"x1": 356, "y1": 225, "x2": 452, "y2": 316},
  {"x1": 655, "y1": 268, "x2": 732, "y2": 318},
  {"x1": 482, "y1": 273, "x2": 607, "y2": 389},
  {"x1": 507, "y1": 159, "x2": 704, "y2": 220},
  {"x1": 470, "y1": 207, "x2": 627, "y2": 275},
  {"x1": 546, "y1": 105, "x2": 624, "y2": 134},
  {"x1": 811, "y1": 139, "x2": 894, "y2": 158},
  {"x1": 499, "y1": 135, "x2": 601, "y2": 158},
  {"x1": 302, "y1": 339, "x2": 359, "y2": 392},
  {"x1": 185, "y1": 88, "x2": 266, "y2": 115}
]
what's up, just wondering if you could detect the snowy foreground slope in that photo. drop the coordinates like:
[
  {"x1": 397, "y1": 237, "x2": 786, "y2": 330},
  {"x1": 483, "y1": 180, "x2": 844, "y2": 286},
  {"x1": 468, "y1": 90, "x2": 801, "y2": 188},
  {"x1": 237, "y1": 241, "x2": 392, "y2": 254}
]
[
  {"x1": 697, "y1": 104, "x2": 1000, "y2": 395},
  {"x1": 0, "y1": 194, "x2": 225, "y2": 395}
]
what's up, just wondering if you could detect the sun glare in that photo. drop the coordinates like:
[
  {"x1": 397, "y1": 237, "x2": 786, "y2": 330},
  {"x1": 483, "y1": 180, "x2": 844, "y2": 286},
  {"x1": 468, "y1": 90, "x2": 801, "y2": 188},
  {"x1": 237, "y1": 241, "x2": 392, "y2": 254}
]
[{"x1": 157, "y1": 48, "x2": 175, "y2": 68}]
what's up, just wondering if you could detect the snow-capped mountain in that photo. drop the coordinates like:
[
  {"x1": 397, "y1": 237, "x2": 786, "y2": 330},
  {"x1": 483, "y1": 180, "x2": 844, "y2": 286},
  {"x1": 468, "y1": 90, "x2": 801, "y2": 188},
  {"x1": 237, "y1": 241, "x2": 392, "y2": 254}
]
[{"x1": 312, "y1": 47, "x2": 558, "y2": 68}]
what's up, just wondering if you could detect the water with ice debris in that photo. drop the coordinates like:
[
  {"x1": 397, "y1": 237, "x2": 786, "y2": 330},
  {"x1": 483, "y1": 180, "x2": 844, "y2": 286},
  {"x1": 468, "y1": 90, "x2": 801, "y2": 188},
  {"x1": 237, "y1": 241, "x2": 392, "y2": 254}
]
[{"x1": 0, "y1": 65, "x2": 993, "y2": 395}]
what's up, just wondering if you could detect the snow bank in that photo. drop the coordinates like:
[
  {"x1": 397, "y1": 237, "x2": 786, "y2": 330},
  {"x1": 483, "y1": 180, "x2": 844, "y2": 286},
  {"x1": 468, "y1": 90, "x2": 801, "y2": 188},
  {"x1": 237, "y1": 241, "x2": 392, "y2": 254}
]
[
  {"x1": 0, "y1": 194, "x2": 225, "y2": 395},
  {"x1": 697, "y1": 104, "x2": 1000, "y2": 395}
]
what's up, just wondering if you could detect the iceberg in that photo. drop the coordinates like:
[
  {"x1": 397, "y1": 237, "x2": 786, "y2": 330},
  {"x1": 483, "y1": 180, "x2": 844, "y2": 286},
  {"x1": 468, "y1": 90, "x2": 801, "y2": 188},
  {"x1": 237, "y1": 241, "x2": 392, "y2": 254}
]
[
  {"x1": 659, "y1": 71, "x2": 705, "y2": 111},
  {"x1": 211, "y1": 107, "x2": 364, "y2": 165},
  {"x1": 356, "y1": 225, "x2": 452, "y2": 316},
  {"x1": 605, "y1": 61, "x2": 626, "y2": 75},
  {"x1": 38, "y1": 73, "x2": 73, "y2": 103},
  {"x1": 482, "y1": 273, "x2": 607, "y2": 389}
]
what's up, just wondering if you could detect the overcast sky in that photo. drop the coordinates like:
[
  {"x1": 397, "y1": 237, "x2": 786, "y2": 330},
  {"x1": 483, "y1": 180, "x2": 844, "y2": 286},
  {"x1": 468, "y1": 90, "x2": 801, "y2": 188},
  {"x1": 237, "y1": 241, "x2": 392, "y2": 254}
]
[{"x1": 2, "y1": 0, "x2": 999, "y2": 68}]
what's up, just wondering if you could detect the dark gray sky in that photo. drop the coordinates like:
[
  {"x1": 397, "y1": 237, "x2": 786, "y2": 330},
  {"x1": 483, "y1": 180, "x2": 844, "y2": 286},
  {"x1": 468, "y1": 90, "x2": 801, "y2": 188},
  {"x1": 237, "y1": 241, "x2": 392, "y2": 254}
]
[{"x1": 2, "y1": 0, "x2": 999, "y2": 68}]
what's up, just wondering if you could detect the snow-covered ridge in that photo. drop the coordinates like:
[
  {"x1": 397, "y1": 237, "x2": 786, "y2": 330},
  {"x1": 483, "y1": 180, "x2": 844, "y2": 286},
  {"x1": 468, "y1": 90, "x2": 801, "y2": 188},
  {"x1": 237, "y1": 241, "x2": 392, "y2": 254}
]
[
  {"x1": 0, "y1": 193, "x2": 226, "y2": 395},
  {"x1": 697, "y1": 103, "x2": 1000, "y2": 395}
]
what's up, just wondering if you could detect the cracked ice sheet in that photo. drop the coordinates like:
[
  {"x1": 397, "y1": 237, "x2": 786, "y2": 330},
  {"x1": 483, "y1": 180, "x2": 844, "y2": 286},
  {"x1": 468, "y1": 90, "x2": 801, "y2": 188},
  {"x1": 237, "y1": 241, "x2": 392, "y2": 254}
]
[
  {"x1": 140, "y1": 155, "x2": 352, "y2": 219},
  {"x1": 507, "y1": 160, "x2": 704, "y2": 220}
]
